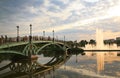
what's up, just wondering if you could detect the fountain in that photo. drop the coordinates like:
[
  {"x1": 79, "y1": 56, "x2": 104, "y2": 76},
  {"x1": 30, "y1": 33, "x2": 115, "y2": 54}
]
[
  {"x1": 84, "y1": 29, "x2": 119, "y2": 50},
  {"x1": 96, "y1": 28, "x2": 104, "y2": 49},
  {"x1": 85, "y1": 28, "x2": 118, "y2": 73},
  {"x1": 96, "y1": 28, "x2": 104, "y2": 73}
]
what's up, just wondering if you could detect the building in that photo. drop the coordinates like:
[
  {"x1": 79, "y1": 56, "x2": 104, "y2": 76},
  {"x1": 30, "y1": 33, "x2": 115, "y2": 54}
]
[
  {"x1": 104, "y1": 39, "x2": 115, "y2": 44},
  {"x1": 116, "y1": 37, "x2": 120, "y2": 46},
  {"x1": 116, "y1": 37, "x2": 120, "y2": 40}
]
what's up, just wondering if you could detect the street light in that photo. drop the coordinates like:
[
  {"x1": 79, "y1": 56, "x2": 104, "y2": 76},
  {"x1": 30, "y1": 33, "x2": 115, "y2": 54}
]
[
  {"x1": 53, "y1": 30, "x2": 54, "y2": 42},
  {"x1": 43, "y1": 31, "x2": 45, "y2": 41},
  {"x1": 29, "y1": 24, "x2": 32, "y2": 43},
  {"x1": 63, "y1": 35, "x2": 66, "y2": 51},
  {"x1": 16, "y1": 26, "x2": 19, "y2": 42},
  {"x1": 43, "y1": 31, "x2": 45, "y2": 37},
  {"x1": 64, "y1": 36, "x2": 65, "y2": 45},
  {"x1": 28, "y1": 24, "x2": 32, "y2": 60}
]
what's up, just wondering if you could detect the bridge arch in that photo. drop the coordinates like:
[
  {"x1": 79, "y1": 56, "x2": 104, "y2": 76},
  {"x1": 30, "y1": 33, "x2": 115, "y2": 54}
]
[
  {"x1": 22, "y1": 43, "x2": 38, "y2": 56},
  {"x1": 36, "y1": 42, "x2": 66, "y2": 54}
]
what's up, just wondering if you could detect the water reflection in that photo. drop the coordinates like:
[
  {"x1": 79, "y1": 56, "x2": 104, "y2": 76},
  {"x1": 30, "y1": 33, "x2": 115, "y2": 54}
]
[
  {"x1": 84, "y1": 52, "x2": 120, "y2": 77},
  {"x1": 0, "y1": 48, "x2": 84, "y2": 78},
  {"x1": 1, "y1": 49, "x2": 120, "y2": 78},
  {"x1": 97, "y1": 52, "x2": 104, "y2": 74},
  {"x1": 97, "y1": 52, "x2": 119, "y2": 74},
  {"x1": 49, "y1": 51, "x2": 120, "y2": 78}
]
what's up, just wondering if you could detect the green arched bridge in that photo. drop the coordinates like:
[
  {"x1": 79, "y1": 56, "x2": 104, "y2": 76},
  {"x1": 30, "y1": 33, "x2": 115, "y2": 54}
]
[
  {"x1": 0, "y1": 41, "x2": 84, "y2": 78},
  {"x1": 0, "y1": 41, "x2": 70, "y2": 57}
]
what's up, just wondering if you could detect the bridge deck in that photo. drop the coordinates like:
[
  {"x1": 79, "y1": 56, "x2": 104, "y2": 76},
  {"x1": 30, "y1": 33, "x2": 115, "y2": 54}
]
[{"x1": 0, "y1": 41, "x2": 52, "y2": 49}]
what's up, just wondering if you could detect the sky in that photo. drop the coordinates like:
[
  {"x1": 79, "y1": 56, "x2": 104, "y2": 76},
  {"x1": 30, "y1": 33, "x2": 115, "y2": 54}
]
[{"x1": 0, "y1": 0, "x2": 120, "y2": 41}]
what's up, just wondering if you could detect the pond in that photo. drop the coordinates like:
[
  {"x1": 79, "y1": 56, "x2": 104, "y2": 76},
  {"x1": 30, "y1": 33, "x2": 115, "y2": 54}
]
[
  {"x1": 51, "y1": 51, "x2": 120, "y2": 78},
  {"x1": 0, "y1": 51, "x2": 120, "y2": 78}
]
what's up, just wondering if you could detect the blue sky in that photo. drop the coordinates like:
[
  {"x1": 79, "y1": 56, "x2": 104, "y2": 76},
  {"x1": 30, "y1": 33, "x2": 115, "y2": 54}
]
[{"x1": 0, "y1": 0, "x2": 120, "y2": 41}]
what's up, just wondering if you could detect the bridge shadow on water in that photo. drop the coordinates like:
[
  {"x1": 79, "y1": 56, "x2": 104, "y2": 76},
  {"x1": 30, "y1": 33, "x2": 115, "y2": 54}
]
[{"x1": 0, "y1": 43, "x2": 84, "y2": 78}]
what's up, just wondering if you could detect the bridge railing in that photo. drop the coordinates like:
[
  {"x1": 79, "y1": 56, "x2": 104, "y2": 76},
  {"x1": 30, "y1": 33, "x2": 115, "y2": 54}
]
[{"x1": 0, "y1": 36, "x2": 65, "y2": 46}]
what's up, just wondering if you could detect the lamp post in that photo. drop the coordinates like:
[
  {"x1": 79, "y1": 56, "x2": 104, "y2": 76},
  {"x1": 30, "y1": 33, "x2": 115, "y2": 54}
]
[
  {"x1": 53, "y1": 30, "x2": 54, "y2": 42},
  {"x1": 43, "y1": 31, "x2": 45, "y2": 41},
  {"x1": 43, "y1": 31, "x2": 45, "y2": 37},
  {"x1": 28, "y1": 24, "x2": 32, "y2": 61},
  {"x1": 28, "y1": 24, "x2": 34, "y2": 75},
  {"x1": 16, "y1": 26, "x2": 19, "y2": 42},
  {"x1": 63, "y1": 35, "x2": 66, "y2": 50},
  {"x1": 64, "y1": 36, "x2": 65, "y2": 45},
  {"x1": 29, "y1": 24, "x2": 32, "y2": 43}
]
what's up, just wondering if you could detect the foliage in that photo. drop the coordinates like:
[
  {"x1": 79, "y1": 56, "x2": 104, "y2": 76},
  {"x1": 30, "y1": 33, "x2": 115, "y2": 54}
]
[
  {"x1": 116, "y1": 39, "x2": 120, "y2": 46},
  {"x1": 89, "y1": 39, "x2": 96, "y2": 44},
  {"x1": 79, "y1": 40, "x2": 88, "y2": 47}
]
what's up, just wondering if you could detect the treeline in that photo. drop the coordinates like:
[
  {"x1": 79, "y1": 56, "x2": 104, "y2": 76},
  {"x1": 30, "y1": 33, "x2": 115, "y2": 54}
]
[
  {"x1": 0, "y1": 35, "x2": 63, "y2": 45},
  {"x1": 78, "y1": 39, "x2": 120, "y2": 47},
  {"x1": 66, "y1": 39, "x2": 120, "y2": 48},
  {"x1": 1, "y1": 35, "x2": 120, "y2": 47}
]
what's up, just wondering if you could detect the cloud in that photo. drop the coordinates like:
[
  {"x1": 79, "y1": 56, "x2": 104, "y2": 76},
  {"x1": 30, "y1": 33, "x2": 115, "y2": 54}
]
[
  {"x1": 84, "y1": 0, "x2": 99, "y2": 3},
  {"x1": 104, "y1": 30, "x2": 120, "y2": 40},
  {"x1": 0, "y1": 0, "x2": 120, "y2": 40}
]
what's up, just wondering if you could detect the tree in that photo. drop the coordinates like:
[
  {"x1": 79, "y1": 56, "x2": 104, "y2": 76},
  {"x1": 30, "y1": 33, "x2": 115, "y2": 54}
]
[
  {"x1": 66, "y1": 41, "x2": 74, "y2": 48},
  {"x1": 116, "y1": 39, "x2": 120, "y2": 46},
  {"x1": 89, "y1": 39, "x2": 96, "y2": 45},
  {"x1": 79, "y1": 40, "x2": 88, "y2": 47},
  {"x1": 89, "y1": 39, "x2": 96, "y2": 47}
]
